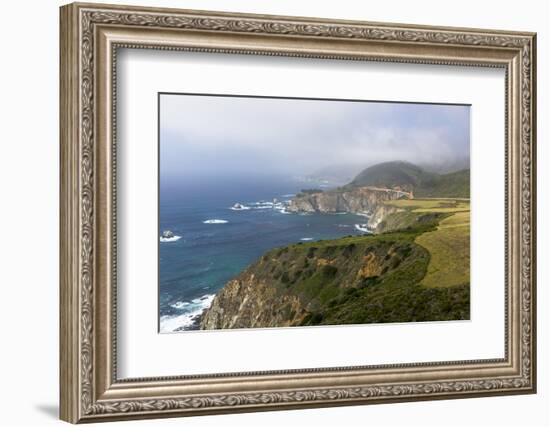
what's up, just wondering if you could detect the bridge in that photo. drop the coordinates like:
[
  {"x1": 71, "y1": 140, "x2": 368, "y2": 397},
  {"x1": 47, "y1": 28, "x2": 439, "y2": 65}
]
[{"x1": 362, "y1": 186, "x2": 414, "y2": 199}]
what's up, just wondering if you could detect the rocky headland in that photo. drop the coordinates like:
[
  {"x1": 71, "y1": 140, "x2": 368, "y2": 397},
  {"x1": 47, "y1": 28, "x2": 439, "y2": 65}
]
[
  {"x1": 199, "y1": 161, "x2": 471, "y2": 330},
  {"x1": 287, "y1": 186, "x2": 411, "y2": 231}
]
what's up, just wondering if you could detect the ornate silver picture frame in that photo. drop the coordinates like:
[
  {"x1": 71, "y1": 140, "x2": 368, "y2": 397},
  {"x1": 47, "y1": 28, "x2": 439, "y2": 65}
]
[{"x1": 60, "y1": 2, "x2": 536, "y2": 423}]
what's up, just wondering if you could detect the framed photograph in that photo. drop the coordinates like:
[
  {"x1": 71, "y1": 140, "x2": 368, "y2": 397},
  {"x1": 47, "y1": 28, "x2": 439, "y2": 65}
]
[{"x1": 60, "y1": 2, "x2": 537, "y2": 423}]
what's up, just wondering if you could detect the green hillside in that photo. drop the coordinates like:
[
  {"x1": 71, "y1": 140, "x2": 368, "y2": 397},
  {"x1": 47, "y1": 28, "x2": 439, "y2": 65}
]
[
  {"x1": 351, "y1": 161, "x2": 434, "y2": 188},
  {"x1": 349, "y1": 161, "x2": 470, "y2": 198},
  {"x1": 202, "y1": 199, "x2": 471, "y2": 329},
  {"x1": 414, "y1": 168, "x2": 470, "y2": 198}
]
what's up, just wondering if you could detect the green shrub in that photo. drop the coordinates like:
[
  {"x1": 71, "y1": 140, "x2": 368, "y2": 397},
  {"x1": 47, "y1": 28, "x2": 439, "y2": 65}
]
[
  {"x1": 321, "y1": 264, "x2": 338, "y2": 278},
  {"x1": 309, "y1": 312, "x2": 324, "y2": 325},
  {"x1": 306, "y1": 247, "x2": 317, "y2": 258},
  {"x1": 280, "y1": 271, "x2": 290, "y2": 284}
]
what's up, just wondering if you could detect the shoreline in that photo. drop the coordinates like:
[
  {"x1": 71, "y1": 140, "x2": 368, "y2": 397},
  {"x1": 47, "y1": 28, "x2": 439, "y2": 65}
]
[{"x1": 172, "y1": 311, "x2": 204, "y2": 332}]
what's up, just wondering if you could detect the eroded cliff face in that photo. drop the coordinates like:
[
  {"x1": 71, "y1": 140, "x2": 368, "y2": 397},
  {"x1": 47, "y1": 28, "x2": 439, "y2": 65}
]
[
  {"x1": 288, "y1": 186, "x2": 409, "y2": 215},
  {"x1": 368, "y1": 204, "x2": 401, "y2": 230},
  {"x1": 200, "y1": 238, "x2": 421, "y2": 330},
  {"x1": 200, "y1": 274, "x2": 308, "y2": 329},
  {"x1": 287, "y1": 186, "x2": 408, "y2": 230}
]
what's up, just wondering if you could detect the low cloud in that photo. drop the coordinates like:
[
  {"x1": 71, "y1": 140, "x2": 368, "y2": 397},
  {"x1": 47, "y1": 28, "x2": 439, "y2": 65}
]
[{"x1": 160, "y1": 94, "x2": 470, "y2": 178}]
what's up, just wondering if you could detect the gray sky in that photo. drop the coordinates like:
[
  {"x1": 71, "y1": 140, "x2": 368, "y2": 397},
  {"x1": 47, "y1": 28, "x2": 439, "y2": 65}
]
[{"x1": 160, "y1": 94, "x2": 470, "y2": 179}]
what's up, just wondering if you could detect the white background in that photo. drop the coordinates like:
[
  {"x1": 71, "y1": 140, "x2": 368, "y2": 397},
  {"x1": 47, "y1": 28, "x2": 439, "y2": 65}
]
[
  {"x1": 0, "y1": 0, "x2": 546, "y2": 426},
  {"x1": 118, "y1": 50, "x2": 504, "y2": 377}
]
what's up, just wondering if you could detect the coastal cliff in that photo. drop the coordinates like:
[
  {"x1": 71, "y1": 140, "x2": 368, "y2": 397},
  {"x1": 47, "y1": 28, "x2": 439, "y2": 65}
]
[
  {"x1": 200, "y1": 274, "x2": 308, "y2": 329},
  {"x1": 200, "y1": 212, "x2": 470, "y2": 330},
  {"x1": 287, "y1": 185, "x2": 408, "y2": 231},
  {"x1": 286, "y1": 161, "x2": 469, "y2": 230},
  {"x1": 199, "y1": 161, "x2": 471, "y2": 330},
  {"x1": 287, "y1": 186, "x2": 410, "y2": 218}
]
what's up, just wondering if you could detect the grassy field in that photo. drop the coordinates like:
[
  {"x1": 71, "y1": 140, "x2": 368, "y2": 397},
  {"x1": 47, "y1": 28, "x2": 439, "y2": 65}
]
[
  {"x1": 291, "y1": 198, "x2": 470, "y2": 291},
  {"x1": 400, "y1": 199, "x2": 471, "y2": 288},
  {"x1": 384, "y1": 198, "x2": 470, "y2": 212},
  {"x1": 254, "y1": 211, "x2": 470, "y2": 325}
]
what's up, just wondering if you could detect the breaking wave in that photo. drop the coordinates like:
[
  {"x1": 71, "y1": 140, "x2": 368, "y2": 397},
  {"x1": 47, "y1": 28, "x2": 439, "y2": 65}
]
[
  {"x1": 354, "y1": 224, "x2": 372, "y2": 234},
  {"x1": 160, "y1": 235, "x2": 182, "y2": 243},
  {"x1": 160, "y1": 294, "x2": 216, "y2": 333}
]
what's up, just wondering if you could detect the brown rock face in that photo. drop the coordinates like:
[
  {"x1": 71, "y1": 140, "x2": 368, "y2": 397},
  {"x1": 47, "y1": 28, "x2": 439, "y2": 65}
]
[
  {"x1": 200, "y1": 273, "x2": 309, "y2": 330},
  {"x1": 288, "y1": 186, "x2": 408, "y2": 214},
  {"x1": 368, "y1": 203, "x2": 401, "y2": 230},
  {"x1": 199, "y1": 236, "x2": 416, "y2": 331},
  {"x1": 287, "y1": 186, "x2": 407, "y2": 230},
  {"x1": 357, "y1": 252, "x2": 383, "y2": 279}
]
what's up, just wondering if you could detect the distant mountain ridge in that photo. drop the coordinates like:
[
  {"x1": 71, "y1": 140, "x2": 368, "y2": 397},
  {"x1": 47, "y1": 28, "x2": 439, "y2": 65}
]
[
  {"x1": 349, "y1": 161, "x2": 469, "y2": 198},
  {"x1": 287, "y1": 161, "x2": 469, "y2": 229},
  {"x1": 303, "y1": 157, "x2": 470, "y2": 187}
]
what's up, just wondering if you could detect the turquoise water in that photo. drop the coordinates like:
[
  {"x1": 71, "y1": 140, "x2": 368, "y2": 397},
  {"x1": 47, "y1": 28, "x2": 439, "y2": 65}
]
[{"x1": 159, "y1": 175, "x2": 367, "y2": 332}]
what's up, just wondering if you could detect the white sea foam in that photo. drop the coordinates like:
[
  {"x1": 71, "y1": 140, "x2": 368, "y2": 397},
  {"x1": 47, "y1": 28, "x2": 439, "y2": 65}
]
[
  {"x1": 354, "y1": 224, "x2": 372, "y2": 233},
  {"x1": 355, "y1": 211, "x2": 372, "y2": 218},
  {"x1": 192, "y1": 295, "x2": 215, "y2": 304},
  {"x1": 300, "y1": 237, "x2": 314, "y2": 241},
  {"x1": 203, "y1": 219, "x2": 228, "y2": 224},
  {"x1": 249, "y1": 201, "x2": 273, "y2": 210},
  {"x1": 159, "y1": 313, "x2": 196, "y2": 332},
  {"x1": 170, "y1": 301, "x2": 190, "y2": 309},
  {"x1": 273, "y1": 202, "x2": 291, "y2": 214},
  {"x1": 160, "y1": 294, "x2": 216, "y2": 333},
  {"x1": 239, "y1": 200, "x2": 293, "y2": 211},
  {"x1": 229, "y1": 205, "x2": 251, "y2": 211},
  {"x1": 160, "y1": 235, "x2": 182, "y2": 243}
]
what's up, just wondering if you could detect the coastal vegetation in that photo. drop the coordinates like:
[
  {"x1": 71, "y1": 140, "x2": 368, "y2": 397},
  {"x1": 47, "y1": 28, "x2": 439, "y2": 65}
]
[
  {"x1": 349, "y1": 161, "x2": 470, "y2": 198},
  {"x1": 200, "y1": 161, "x2": 471, "y2": 330},
  {"x1": 376, "y1": 198, "x2": 470, "y2": 288}
]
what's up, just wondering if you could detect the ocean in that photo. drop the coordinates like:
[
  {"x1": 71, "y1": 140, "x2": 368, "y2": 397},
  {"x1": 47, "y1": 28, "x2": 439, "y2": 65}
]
[{"x1": 159, "y1": 175, "x2": 369, "y2": 333}]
